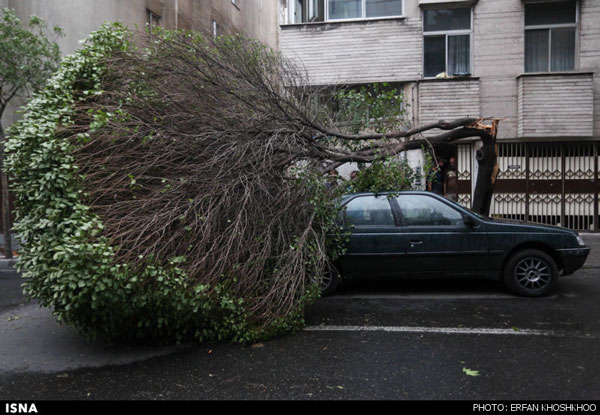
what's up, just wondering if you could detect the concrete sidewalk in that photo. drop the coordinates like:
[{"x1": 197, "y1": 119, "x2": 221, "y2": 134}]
[
  {"x1": 0, "y1": 258, "x2": 17, "y2": 269},
  {"x1": 0, "y1": 302, "x2": 188, "y2": 374},
  {"x1": 0, "y1": 269, "x2": 187, "y2": 374}
]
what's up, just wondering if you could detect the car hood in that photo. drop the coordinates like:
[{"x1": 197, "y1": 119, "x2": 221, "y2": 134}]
[{"x1": 484, "y1": 217, "x2": 578, "y2": 235}]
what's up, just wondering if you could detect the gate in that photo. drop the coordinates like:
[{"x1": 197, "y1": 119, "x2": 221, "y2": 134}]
[
  {"x1": 489, "y1": 141, "x2": 598, "y2": 231},
  {"x1": 457, "y1": 143, "x2": 473, "y2": 209}
]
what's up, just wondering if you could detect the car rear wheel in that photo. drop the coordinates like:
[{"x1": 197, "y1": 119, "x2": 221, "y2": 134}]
[
  {"x1": 321, "y1": 265, "x2": 341, "y2": 297},
  {"x1": 503, "y1": 249, "x2": 558, "y2": 297}
]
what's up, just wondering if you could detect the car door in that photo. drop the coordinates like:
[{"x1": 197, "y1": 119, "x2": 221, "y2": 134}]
[
  {"x1": 338, "y1": 195, "x2": 408, "y2": 278},
  {"x1": 392, "y1": 194, "x2": 489, "y2": 276}
]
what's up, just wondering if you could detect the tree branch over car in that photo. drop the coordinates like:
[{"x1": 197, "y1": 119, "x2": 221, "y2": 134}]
[{"x1": 6, "y1": 25, "x2": 499, "y2": 343}]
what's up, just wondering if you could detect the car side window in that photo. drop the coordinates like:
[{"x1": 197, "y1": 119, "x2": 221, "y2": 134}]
[
  {"x1": 396, "y1": 195, "x2": 464, "y2": 226},
  {"x1": 344, "y1": 196, "x2": 395, "y2": 226}
]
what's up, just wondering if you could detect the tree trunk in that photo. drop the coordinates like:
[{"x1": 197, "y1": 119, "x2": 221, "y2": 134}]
[
  {"x1": 471, "y1": 120, "x2": 499, "y2": 216},
  {"x1": 0, "y1": 125, "x2": 13, "y2": 259}
]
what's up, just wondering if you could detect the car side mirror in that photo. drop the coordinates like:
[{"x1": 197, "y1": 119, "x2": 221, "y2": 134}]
[{"x1": 463, "y1": 215, "x2": 476, "y2": 227}]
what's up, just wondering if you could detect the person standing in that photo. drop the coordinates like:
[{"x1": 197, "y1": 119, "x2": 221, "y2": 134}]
[
  {"x1": 427, "y1": 159, "x2": 445, "y2": 196},
  {"x1": 444, "y1": 156, "x2": 459, "y2": 202},
  {"x1": 325, "y1": 169, "x2": 340, "y2": 190}
]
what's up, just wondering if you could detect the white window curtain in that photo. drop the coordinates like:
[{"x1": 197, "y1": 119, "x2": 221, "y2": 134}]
[
  {"x1": 366, "y1": 0, "x2": 403, "y2": 18},
  {"x1": 448, "y1": 35, "x2": 470, "y2": 75},
  {"x1": 525, "y1": 30, "x2": 549, "y2": 72},
  {"x1": 328, "y1": 0, "x2": 361, "y2": 19},
  {"x1": 551, "y1": 29, "x2": 576, "y2": 71}
]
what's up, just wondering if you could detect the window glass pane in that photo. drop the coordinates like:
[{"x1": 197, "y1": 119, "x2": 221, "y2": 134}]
[
  {"x1": 308, "y1": 0, "x2": 325, "y2": 22},
  {"x1": 344, "y1": 196, "x2": 395, "y2": 226},
  {"x1": 525, "y1": 29, "x2": 549, "y2": 72},
  {"x1": 366, "y1": 0, "x2": 403, "y2": 18},
  {"x1": 328, "y1": 0, "x2": 362, "y2": 19},
  {"x1": 293, "y1": 0, "x2": 325, "y2": 22},
  {"x1": 424, "y1": 36, "x2": 446, "y2": 77},
  {"x1": 396, "y1": 195, "x2": 463, "y2": 226},
  {"x1": 423, "y1": 8, "x2": 471, "y2": 32},
  {"x1": 448, "y1": 34, "x2": 470, "y2": 75},
  {"x1": 551, "y1": 28, "x2": 575, "y2": 71},
  {"x1": 525, "y1": 1, "x2": 576, "y2": 26}
]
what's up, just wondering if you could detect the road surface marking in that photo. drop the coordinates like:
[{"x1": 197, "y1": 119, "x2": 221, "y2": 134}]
[{"x1": 304, "y1": 325, "x2": 598, "y2": 339}]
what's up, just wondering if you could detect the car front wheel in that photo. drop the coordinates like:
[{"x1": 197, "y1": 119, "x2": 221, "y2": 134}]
[{"x1": 503, "y1": 249, "x2": 559, "y2": 297}]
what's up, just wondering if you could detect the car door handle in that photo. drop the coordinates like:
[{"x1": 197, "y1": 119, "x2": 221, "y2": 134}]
[{"x1": 410, "y1": 240, "x2": 423, "y2": 246}]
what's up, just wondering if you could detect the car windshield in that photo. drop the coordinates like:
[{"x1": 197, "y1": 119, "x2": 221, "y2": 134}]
[{"x1": 448, "y1": 199, "x2": 490, "y2": 221}]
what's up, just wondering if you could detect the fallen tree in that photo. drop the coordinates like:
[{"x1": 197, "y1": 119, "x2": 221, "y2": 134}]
[{"x1": 6, "y1": 24, "x2": 499, "y2": 343}]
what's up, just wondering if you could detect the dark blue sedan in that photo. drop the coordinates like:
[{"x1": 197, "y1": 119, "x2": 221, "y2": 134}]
[{"x1": 322, "y1": 191, "x2": 590, "y2": 297}]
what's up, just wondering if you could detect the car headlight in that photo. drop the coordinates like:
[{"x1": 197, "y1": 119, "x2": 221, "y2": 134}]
[{"x1": 576, "y1": 235, "x2": 586, "y2": 247}]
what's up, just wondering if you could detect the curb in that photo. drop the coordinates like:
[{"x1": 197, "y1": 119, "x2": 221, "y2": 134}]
[{"x1": 0, "y1": 259, "x2": 17, "y2": 270}]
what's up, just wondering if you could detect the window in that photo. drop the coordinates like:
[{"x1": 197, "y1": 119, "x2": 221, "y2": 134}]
[
  {"x1": 344, "y1": 196, "x2": 395, "y2": 226},
  {"x1": 423, "y1": 7, "x2": 472, "y2": 78},
  {"x1": 524, "y1": 0, "x2": 577, "y2": 72},
  {"x1": 289, "y1": 0, "x2": 325, "y2": 23},
  {"x1": 366, "y1": 0, "x2": 404, "y2": 18},
  {"x1": 396, "y1": 195, "x2": 463, "y2": 226},
  {"x1": 329, "y1": 0, "x2": 404, "y2": 20},
  {"x1": 288, "y1": 0, "x2": 403, "y2": 23},
  {"x1": 146, "y1": 9, "x2": 161, "y2": 29}
]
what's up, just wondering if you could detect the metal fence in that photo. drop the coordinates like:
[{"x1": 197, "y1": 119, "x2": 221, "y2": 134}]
[{"x1": 458, "y1": 141, "x2": 599, "y2": 231}]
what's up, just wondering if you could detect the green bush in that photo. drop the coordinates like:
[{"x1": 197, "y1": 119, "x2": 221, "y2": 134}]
[{"x1": 348, "y1": 159, "x2": 416, "y2": 194}]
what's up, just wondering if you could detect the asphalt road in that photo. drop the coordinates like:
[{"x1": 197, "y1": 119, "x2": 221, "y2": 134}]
[{"x1": 0, "y1": 266, "x2": 599, "y2": 401}]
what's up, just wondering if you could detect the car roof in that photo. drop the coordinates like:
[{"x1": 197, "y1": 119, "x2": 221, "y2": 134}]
[{"x1": 341, "y1": 190, "x2": 430, "y2": 200}]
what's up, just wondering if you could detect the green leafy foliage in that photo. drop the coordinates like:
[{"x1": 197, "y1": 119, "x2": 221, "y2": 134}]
[
  {"x1": 334, "y1": 83, "x2": 406, "y2": 135},
  {"x1": 463, "y1": 367, "x2": 480, "y2": 377},
  {"x1": 348, "y1": 158, "x2": 417, "y2": 194},
  {"x1": 296, "y1": 169, "x2": 350, "y2": 263},
  {"x1": 0, "y1": 8, "x2": 63, "y2": 114},
  {"x1": 330, "y1": 84, "x2": 436, "y2": 196}
]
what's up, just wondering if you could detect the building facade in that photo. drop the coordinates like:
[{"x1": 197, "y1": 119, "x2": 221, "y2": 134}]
[
  {"x1": 0, "y1": 0, "x2": 281, "y2": 238},
  {"x1": 280, "y1": 0, "x2": 600, "y2": 231},
  {"x1": 0, "y1": 0, "x2": 280, "y2": 127}
]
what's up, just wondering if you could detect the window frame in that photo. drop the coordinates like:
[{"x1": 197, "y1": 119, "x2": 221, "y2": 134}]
[
  {"x1": 524, "y1": 0, "x2": 579, "y2": 73},
  {"x1": 146, "y1": 9, "x2": 161, "y2": 29},
  {"x1": 287, "y1": 0, "x2": 405, "y2": 24},
  {"x1": 422, "y1": 6, "x2": 473, "y2": 79}
]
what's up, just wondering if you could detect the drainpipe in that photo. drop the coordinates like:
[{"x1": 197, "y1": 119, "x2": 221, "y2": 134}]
[
  {"x1": 411, "y1": 81, "x2": 425, "y2": 188},
  {"x1": 413, "y1": 80, "x2": 421, "y2": 132},
  {"x1": 175, "y1": 0, "x2": 178, "y2": 29}
]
